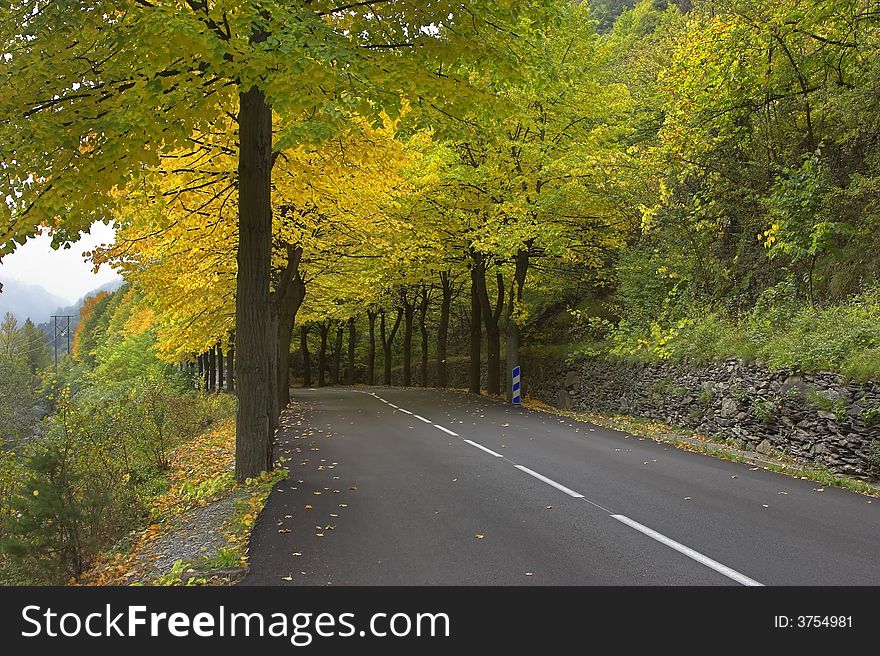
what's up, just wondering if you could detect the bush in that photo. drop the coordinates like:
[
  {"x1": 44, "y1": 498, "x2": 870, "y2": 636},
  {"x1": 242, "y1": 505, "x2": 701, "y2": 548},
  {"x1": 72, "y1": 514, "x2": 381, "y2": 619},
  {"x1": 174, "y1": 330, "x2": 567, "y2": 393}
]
[{"x1": 0, "y1": 375, "x2": 236, "y2": 583}]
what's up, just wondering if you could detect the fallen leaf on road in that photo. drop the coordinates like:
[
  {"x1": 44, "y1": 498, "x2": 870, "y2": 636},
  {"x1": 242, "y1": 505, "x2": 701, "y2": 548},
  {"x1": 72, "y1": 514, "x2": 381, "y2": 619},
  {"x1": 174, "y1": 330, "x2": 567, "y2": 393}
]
[
  {"x1": 684, "y1": 497, "x2": 691, "y2": 501},
  {"x1": 292, "y1": 553, "x2": 302, "y2": 557},
  {"x1": 304, "y1": 504, "x2": 313, "y2": 510},
  {"x1": 525, "y1": 572, "x2": 533, "y2": 576},
  {"x1": 731, "y1": 475, "x2": 737, "y2": 479},
  {"x1": 762, "y1": 504, "x2": 769, "y2": 508},
  {"x1": 749, "y1": 467, "x2": 759, "y2": 471},
  {"x1": 475, "y1": 534, "x2": 485, "y2": 539},
  {"x1": 815, "y1": 488, "x2": 825, "y2": 492},
  {"x1": 545, "y1": 506, "x2": 553, "y2": 510},
  {"x1": 281, "y1": 576, "x2": 293, "y2": 581},
  {"x1": 313, "y1": 491, "x2": 322, "y2": 495},
  {"x1": 348, "y1": 486, "x2": 358, "y2": 491},
  {"x1": 778, "y1": 492, "x2": 788, "y2": 495}
]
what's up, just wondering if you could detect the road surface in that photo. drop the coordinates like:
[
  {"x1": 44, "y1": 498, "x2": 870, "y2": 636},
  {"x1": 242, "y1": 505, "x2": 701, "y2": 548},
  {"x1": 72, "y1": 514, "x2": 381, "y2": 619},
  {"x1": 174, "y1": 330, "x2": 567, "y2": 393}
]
[{"x1": 242, "y1": 387, "x2": 878, "y2": 585}]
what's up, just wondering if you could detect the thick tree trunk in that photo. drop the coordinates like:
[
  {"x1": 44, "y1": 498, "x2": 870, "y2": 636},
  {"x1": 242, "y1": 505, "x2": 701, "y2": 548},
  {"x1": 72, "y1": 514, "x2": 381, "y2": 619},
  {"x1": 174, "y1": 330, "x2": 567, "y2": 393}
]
[
  {"x1": 418, "y1": 286, "x2": 430, "y2": 387},
  {"x1": 346, "y1": 317, "x2": 356, "y2": 385},
  {"x1": 474, "y1": 261, "x2": 504, "y2": 396},
  {"x1": 380, "y1": 308, "x2": 402, "y2": 386},
  {"x1": 197, "y1": 354, "x2": 204, "y2": 389},
  {"x1": 217, "y1": 342, "x2": 224, "y2": 391},
  {"x1": 332, "y1": 322, "x2": 344, "y2": 385},
  {"x1": 300, "y1": 325, "x2": 311, "y2": 387},
  {"x1": 469, "y1": 264, "x2": 482, "y2": 395},
  {"x1": 366, "y1": 310, "x2": 377, "y2": 385},
  {"x1": 437, "y1": 271, "x2": 452, "y2": 389},
  {"x1": 402, "y1": 294, "x2": 414, "y2": 387},
  {"x1": 235, "y1": 84, "x2": 274, "y2": 481},
  {"x1": 318, "y1": 322, "x2": 329, "y2": 387}
]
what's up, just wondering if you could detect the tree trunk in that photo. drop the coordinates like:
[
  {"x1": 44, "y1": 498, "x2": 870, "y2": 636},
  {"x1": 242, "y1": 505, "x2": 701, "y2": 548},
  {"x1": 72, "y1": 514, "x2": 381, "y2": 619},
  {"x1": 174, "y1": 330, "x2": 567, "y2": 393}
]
[
  {"x1": 227, "y1": 342, "x2": 235, "y2": 392},
  {"x1": 217, "y1": 342, "x2": 224, "y2": 391},
  {"x1": 318, "y1": 322, "x2": 329, "y2": 387},
  {"x1": 332, "y1": 322, "x2": 344, "y2": 385},
  {"x1": 419, "y1": 286, "x2": 430, "y2": 387},
  {"x1": 197, "y1": 354, "x2": 205, "y2": 390},
  {"x1": 474, "y1": 260, "x2": 504, "y2": 396},
  {"x1": 347, "y1": 317, "x2": 356, "y2": 385},
  {"x1": 300, "y1": 325, "x2": 311, "y2": 387},
  {"x1": 469, "y1": 263, "x2": 482, "y2": 395},
  {"x1": 437, "y1": 271, "x2": 452, "y2": 389},
  {"x1": 380, "y1": 308, "x2": 403, "y2": 386},
  {"x1": 271, "y1": 247, "x2": 305, "y2": 416},
  {"x1": 203, "y1": 352, "x2": 210, "y2": 390},
  {"x1": 367, "y1": 310, "x2": 377, "y2": 385},
  {"x1": 506, "y1": 248, "x2": 530, "y2": 401},
  {"x1": 402, "y1": 293, "x2": 414, "y2": 387},
  {"x1": 235, "y1": 84, "x2": 274, "y2": 481}
]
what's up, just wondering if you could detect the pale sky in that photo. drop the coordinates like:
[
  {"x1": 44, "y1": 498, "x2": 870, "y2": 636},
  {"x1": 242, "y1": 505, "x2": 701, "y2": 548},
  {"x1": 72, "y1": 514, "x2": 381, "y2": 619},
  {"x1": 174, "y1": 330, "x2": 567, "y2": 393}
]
[{"x1": 0, "y1": 222, "x2": 121, "y2": 304}]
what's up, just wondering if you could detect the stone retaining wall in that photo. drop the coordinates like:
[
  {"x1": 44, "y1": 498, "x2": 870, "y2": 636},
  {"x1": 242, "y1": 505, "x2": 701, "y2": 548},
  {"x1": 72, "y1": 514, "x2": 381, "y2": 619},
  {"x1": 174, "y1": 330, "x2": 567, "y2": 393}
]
[{"x1": 521, "y1": 355, "x2": 880, "y2": 479}]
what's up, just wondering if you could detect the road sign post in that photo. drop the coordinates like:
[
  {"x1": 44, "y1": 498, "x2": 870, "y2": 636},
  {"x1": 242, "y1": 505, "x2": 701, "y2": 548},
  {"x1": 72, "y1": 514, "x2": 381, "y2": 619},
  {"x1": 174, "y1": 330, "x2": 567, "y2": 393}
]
[{"x1": 512, "y1": 366, "x2": 521, "y2": 405}]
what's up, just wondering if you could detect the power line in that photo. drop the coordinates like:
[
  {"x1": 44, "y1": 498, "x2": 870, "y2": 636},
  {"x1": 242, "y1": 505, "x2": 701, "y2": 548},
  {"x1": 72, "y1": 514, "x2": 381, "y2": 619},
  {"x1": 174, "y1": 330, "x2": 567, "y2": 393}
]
[{"x1": 50, "y1": 315, "x2": 75, "y2": 367}]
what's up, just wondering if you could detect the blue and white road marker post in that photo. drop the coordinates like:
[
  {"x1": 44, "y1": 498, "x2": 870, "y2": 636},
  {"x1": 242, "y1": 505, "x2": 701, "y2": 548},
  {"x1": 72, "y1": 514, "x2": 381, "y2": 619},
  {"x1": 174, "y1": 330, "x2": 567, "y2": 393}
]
[{"x1": 512, "y1": 366, "x2": 521, "y2": 405}]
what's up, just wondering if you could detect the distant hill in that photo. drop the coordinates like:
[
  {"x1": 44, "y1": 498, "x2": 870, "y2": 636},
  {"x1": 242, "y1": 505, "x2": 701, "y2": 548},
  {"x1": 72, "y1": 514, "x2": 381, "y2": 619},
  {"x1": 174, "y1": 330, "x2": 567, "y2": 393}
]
[{"x1": 0, "y1": 279, "x2": 70, "y2": 324}]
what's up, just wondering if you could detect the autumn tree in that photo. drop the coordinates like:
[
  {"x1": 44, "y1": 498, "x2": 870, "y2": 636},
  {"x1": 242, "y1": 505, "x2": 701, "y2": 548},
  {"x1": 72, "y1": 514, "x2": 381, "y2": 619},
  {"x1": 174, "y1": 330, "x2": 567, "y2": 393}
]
[{"x1": 1, "y1": 0, "x2": 565, "y2": 479}]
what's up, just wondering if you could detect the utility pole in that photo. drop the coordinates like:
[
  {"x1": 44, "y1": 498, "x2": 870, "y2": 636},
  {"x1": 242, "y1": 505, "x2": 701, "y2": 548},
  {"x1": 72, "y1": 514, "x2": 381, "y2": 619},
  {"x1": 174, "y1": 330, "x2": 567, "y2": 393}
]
[{"x1": 50, "y1": 315, "x2": 74, "y2": 366}]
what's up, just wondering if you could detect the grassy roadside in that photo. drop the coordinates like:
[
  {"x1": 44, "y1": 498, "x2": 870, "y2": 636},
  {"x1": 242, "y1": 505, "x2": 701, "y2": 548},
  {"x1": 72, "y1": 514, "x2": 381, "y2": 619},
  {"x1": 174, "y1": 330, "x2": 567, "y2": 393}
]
[
  {"x1": 77, "y1": 418, "x2": 287, "y2": 586},
  {"x1": 521, "y1": 398, "x2": 880, "y2": 498}
]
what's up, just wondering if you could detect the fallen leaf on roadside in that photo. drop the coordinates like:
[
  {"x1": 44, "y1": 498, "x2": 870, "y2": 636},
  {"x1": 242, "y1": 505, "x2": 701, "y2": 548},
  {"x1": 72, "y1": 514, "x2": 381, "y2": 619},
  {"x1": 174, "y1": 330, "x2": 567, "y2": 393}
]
[
  {"x1": 815, "y1": 488, "x2": 825, "y2": 492},
  {"x1": 281, "y1": 576, "x2": 292, "y2": 581},
  {"x1": 475, "y1": 534, "x2": 485, "y2": 539}
]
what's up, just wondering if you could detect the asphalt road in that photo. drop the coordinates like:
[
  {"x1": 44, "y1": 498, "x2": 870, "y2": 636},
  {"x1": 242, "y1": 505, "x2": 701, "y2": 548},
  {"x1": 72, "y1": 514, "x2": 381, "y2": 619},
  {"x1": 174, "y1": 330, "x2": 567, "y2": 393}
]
[{"x1": 242, "y1": 387, "x2": 879, "y2": 586}]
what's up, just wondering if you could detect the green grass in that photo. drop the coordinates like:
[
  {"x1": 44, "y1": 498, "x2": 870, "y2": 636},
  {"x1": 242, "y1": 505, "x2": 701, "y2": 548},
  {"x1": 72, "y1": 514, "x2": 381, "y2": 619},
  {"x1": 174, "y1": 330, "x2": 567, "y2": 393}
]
[{"x1": 593, "y1": 288, "x2": 880, "y2": 381}]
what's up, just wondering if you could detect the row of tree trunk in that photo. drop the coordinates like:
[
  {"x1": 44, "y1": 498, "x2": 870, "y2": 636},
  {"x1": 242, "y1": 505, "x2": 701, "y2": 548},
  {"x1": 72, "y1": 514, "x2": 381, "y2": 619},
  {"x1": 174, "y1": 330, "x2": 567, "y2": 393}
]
[
  {"x1": 191, "y1": 340, "x2": 235, "y2": 392},
  {"x1": 289, "y1": 252, "x2": 530, "y2": 399}
]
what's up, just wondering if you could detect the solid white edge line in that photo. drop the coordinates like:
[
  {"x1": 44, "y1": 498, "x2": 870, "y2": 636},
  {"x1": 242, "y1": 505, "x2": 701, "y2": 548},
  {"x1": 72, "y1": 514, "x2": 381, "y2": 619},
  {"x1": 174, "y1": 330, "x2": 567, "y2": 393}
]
[
  {"x1": 434, "y1": 424, "x2": 459, "y2": 437},
  {"x1": 398, "y1": 409, "x2": 412, "y2": 415},
  {"x1": 413, "y1": 414, "x2": 432, "y2": 423},
  {"x1": 387, "y1": 403, "x2": 399, "y2": 409},
  {"x1": 514, "y1": 465, "x2": 584, "y2": 498},
  {"x1": 463, "y1": 439, "x2": 504, "y2": 458},
  {"x1": 611, "y1": 514, "x2": 763, "y2": 587}
]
